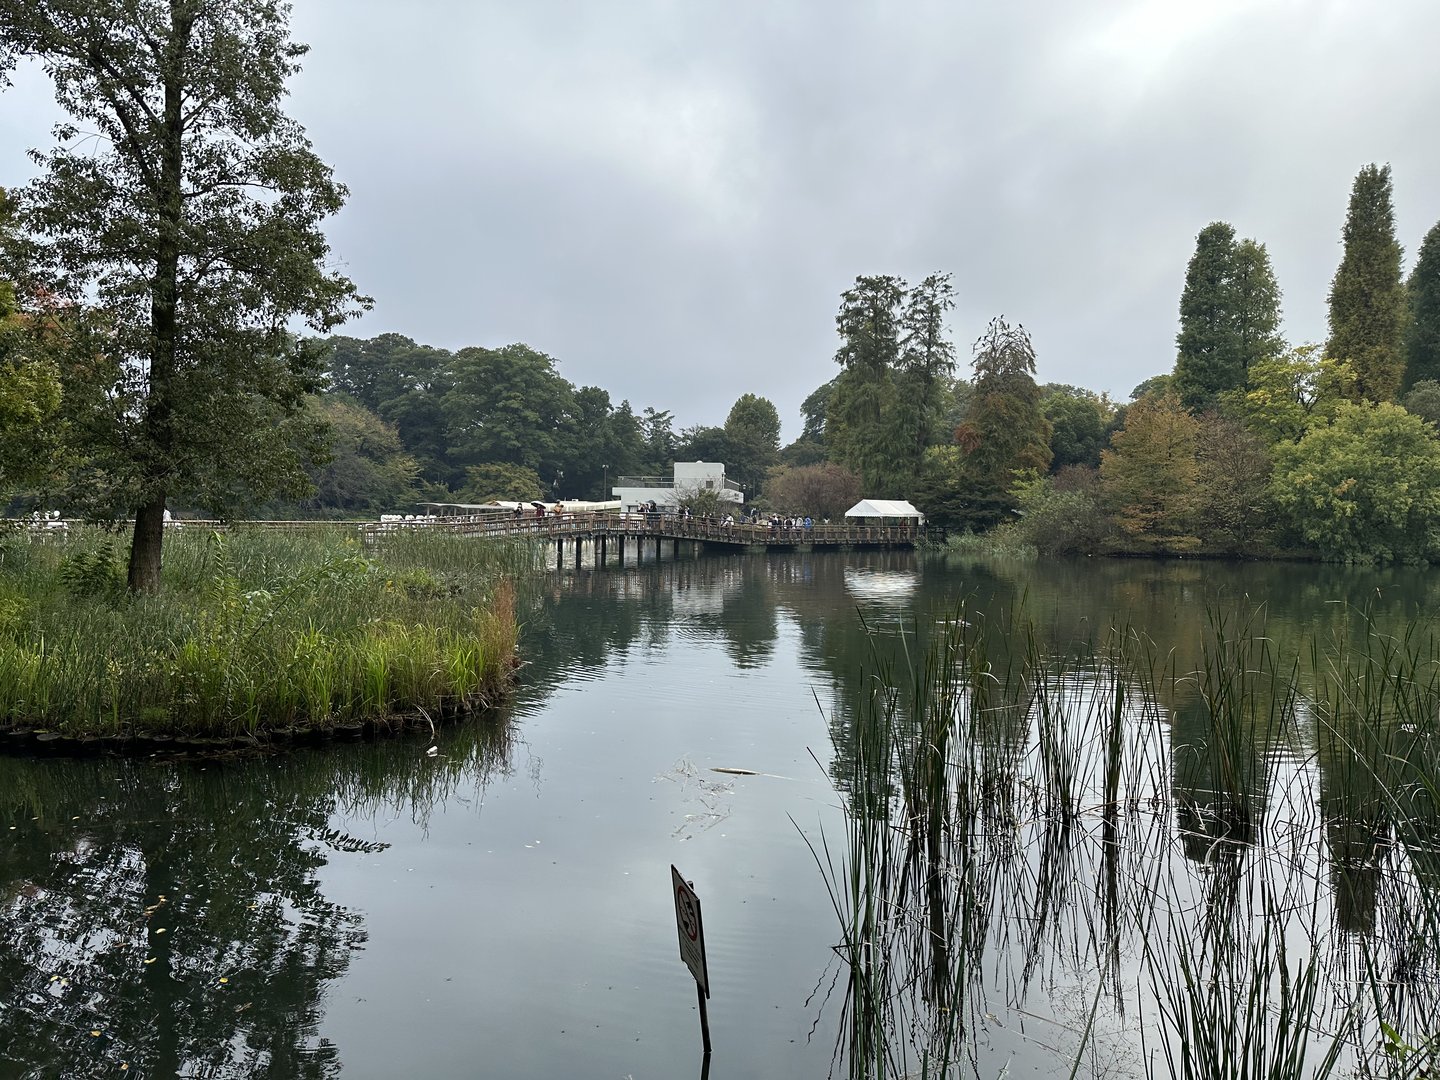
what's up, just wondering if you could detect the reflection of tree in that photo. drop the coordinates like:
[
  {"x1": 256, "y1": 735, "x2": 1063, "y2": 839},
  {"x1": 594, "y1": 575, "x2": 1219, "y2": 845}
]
[{"x1": 0, "y1": 720, "x2": 514, "y2": 1078}]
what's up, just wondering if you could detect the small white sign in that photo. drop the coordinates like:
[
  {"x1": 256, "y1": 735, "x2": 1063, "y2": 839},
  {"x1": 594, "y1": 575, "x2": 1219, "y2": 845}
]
[{"x1": 671, "y1": 865, "x2": 710, "y2": 998}]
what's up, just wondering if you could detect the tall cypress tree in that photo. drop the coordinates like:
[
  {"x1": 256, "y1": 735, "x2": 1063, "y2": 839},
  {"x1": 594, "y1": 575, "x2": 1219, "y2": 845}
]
[
  {"x1": 1404, "y1": 222, "x2": 1440, "y2": 391},
  {"x1": 1173, "y1": 224, "x2": 1284, "y2": 412},
  {"x1": 1231, "y1": 238, "x2": 1284, "y2": 377},
  {"x1": 1327, "y1": 164, "x2": 1407, "y2": 402},
  {"x1": 827, "y1": 274, "x2": 907, "y2": 492}
]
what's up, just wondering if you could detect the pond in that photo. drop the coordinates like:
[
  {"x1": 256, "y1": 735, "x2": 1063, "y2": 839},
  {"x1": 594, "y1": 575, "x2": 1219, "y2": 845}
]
[{"x1": 3, "y1": 549, "x2": 1439, "y2": 1078}]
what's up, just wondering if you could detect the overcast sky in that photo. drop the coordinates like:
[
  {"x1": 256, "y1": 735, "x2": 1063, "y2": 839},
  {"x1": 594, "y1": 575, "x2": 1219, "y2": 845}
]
[{"x1": 4, "y1": 0, "x2": 1440, "y2": 440}]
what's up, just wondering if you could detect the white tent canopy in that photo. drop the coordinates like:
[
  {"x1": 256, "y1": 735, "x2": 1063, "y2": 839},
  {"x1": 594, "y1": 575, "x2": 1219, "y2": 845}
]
[{"x1": 844, "y1": 499, "x2": 924, "y2": 521}]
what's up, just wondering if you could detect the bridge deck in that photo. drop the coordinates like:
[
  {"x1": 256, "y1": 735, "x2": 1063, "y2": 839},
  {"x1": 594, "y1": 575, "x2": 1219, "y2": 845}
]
[{"x1": 363, "y1": 514, "x2": 924, "y2": 548}]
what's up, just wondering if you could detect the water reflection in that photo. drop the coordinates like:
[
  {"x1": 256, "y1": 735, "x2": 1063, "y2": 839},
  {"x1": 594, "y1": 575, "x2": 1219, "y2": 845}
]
[
  {"x1": 0, "y1": 722, "x2": 514, "y2": 1079},
  {"x1": 6, "y1": 550, "x2": 1440, "y2": 1076}
]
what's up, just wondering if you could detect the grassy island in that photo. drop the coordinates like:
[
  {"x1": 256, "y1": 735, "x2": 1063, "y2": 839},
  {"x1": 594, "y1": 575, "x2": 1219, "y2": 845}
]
[{"x1": 0, "y1": 526, "x2": 540, "y2": 744}]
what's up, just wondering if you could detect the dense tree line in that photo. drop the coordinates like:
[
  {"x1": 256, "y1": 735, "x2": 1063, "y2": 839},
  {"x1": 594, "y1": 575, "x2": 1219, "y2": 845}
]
[
  {"x1": 5, "y1": 31, "x2": 1440, "y2": 579},
  {"x1": 970, "y1": 163, "x2": 1440, "y2": 564}
]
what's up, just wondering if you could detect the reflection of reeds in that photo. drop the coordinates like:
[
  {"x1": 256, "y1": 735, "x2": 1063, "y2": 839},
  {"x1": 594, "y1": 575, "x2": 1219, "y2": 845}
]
[{"x1": 809, "y1": 599, "x2": 1440, "y2": 1079}]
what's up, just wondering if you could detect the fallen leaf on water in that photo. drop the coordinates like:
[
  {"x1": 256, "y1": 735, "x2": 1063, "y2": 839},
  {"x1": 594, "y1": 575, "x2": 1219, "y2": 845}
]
[
  {"x1": 218, "y1": 977, "x2": 229, "y2": 984},
  {"x1": 144, "y1": 958, "x2": 156, "y2": 965},
  {"x1": 89, "y1": 1030, "x2": 100, "y2": 1037}
]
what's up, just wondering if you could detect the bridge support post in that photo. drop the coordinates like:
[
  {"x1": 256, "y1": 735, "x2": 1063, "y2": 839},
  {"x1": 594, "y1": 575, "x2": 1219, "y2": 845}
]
[
  {"x1": 618, "y1": 535, "x2": 625, "y2": 565},
  {"x1": 672, "y1": 537, "x2": 679, "y2": 558},
  {"x1": 574, "y1": 538, "x2": 582, "y2": 569},
  {"x1": 556, "y1": 538, "x2": 563, "y2": 568},
  {"x1": 598, "y1": 535, "x2": 607, "y2": 567}
]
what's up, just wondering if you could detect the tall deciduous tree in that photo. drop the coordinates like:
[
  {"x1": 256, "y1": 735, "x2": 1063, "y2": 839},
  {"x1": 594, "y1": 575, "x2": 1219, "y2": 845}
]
[
  {"x1": 297, "y1": 396, "x2": 419, "y2": 514},
  {"x1": 723, "y1": 393, "x2": 780, "y2": 498},
  {"x1": 1041, "y1": 384, "x2": 1111, "y2": 470},
  {"x1": 441, "y1": 344, "x2": 574, "y2": 490},
  {"x1": 1172, "y1": 223, "x2": 1283, "y2": 411},
  {"x1": 1404, "y1": 221, "x2": 1440, "y2": 391},
  {"x1": 897, "y1": 271, "x2": 957, "y2": 471},
  {"x1": 827, "y1": 274, "x2": 906, "y2": 491},
  {"x1": 955, "y1": 317, "x2": 1051, "y2": 502},
  {"x1": 1327, "y1": 163, "x2": 1407, "y2": 402},
  {"x1": 762, "y1": 462, "x2": 862, "y2": 520},
  {"x1": 1237, "y1": 343, "x2": 1356, "y2": 445},
  {"x1": 0, "y1": 0, "x2": 366, "y2": 589},
  {"x1": 1099, "y1": 391, "x2": 1199, "y2": 550}
]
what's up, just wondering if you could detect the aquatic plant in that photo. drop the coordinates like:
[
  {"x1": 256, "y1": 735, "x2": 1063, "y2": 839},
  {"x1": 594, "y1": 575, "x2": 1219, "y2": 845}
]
[
  {"x1": 807, "y1": 598, "x2": 1440, "y2": 1078},
  {"x1": 0, "y1": 525, "x2": 541, "y2": 739}
]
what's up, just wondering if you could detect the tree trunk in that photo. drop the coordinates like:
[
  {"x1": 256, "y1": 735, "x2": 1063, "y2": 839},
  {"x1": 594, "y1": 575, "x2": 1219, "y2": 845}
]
[
  {"x1": 124, "y1": 5, "x2": 191, "y2": 595},
  {"x1": 128, "y1": 496, "x2": 167, "y2": 592}
]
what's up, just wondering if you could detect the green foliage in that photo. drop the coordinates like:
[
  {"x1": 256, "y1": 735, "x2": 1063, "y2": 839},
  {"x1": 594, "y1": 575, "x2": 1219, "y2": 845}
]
[
  {"x1": 1326, "y1": 164, "x2": 1408, "y2": 402},
  {"x1": 955, "y1": 316, "x2": 1052, "y2": 504},
  {"x1": 0, "y1": 526, "x2": 534, "y2": 736},
  {"x1": 1130, "y1": 374, "x2": 1174, "y2": 401},
  {"x1": 0, "y1": 303, "x2": 63, "y2": 488},
  {"x1": 1, "y1": 0, "x2": 369, "y2": 588},
  {"x1": 762, "y1": 462, "x2": 862, "y2": 519},
  {"x1": 1007, "y1": 469, "x2": 1109, "y2": 554},
  {"x1": 58, "y1": 539, "x2": 126, "y2": 603},
  {"x1": 1194, "y1": 414, "x2": 1274, "y2": 553},
  {"x1": 913, "y1": 444, "x2": 1011, "y2": 532},
  {"x1": 896, "y1": 272, "x2": 958, "y2": 469},
  {"x1": 800, "y1": 377, "x2": 838, "y2": 444},
  {"x1": 1404, "y1": 221, "x2": 1440, "y2": 391},
  {"x1": 295, "y1": 396, "x2": 420, "y2": 513},
  {"x1": 674, "y1": 424, "x2": 731, "y2": 465},
  {"x1": 828, "y1": 275, "x2": 911, "y2": 492},
  {"x1": 1100, "y1": 391, "x2": 1200, "y2": 550},
  {"x1": 1271, "y1": 400, "x2": 1440, "y2": 562},
  {"x1": 442, "y1": 343, "x2": 573, "y2": 485},
  {"x1": 457, "y1": 462, "x2": 543, "y2": 503},
  {"x1": 1234, "y1": 343, "x2": 1356, "y2": 445},
  {"x1": 723, "y1": 392, "x2": 781, "y2": 497},
  {"x1": 324, "y1": 333, "x2": 454, "y2": 482},
  {"x1": 1173, "y1": 224, "x2": 1285, "y2": 412},
  {"x1": 1041, "y1": 384, "x2": 1112, "y2": 470},
  {"x1": 1402, "y1": 379, "x2": 1440, "y2": 427}
]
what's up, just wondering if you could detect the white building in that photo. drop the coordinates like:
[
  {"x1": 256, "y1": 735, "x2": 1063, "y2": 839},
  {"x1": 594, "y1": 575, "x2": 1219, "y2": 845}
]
[{"x1": 613, "y1": 461, "x2": 744, "y2": 513}]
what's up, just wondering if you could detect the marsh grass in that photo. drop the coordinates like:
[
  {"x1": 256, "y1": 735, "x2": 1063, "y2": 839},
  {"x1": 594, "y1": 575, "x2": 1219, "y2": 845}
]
[
  {"x1": 0, "y1": 525, "x2": 541, "y2": 739},
  {"x1": 810, "y1": 599, "x2": 1440, "y2": 1079}
]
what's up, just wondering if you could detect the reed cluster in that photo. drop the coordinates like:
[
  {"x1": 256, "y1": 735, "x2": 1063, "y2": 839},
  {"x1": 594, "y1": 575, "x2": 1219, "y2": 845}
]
[
  {"x1": 810, "y1": 600, "x2": 1440, "y2": 1078},
  {"x1": 0, "y1": 525, "x2": 541, "y2": 740}
]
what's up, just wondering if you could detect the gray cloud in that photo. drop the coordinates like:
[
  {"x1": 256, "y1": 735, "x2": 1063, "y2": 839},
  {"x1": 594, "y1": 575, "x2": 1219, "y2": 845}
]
[{"x1": 5, "y1": 0, "x2": 1440, "y2": 437}]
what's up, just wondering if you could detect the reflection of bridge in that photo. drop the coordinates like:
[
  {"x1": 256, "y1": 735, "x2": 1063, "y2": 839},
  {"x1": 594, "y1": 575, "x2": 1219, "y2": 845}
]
[{"x1": 371, "y1": 514, "x2": 925, "y2": 569}]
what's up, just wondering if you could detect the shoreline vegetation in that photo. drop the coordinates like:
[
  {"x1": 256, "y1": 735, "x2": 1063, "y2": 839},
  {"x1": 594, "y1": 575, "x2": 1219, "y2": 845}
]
[
  {"x1": 0, "y1": 525, "x2": 540, "y2": 748},
  {"x1": 811, "y1": 601, "x2": 1440, "y2": 1077}
]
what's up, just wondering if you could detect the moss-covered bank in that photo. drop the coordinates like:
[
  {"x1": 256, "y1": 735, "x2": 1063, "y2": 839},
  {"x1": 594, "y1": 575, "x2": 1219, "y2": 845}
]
[{"x1": 0, "y1": 525, "x2": 542, "y2": 744}]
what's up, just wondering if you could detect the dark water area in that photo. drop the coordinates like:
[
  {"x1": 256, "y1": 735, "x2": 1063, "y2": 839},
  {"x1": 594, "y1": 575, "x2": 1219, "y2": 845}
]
[{"x1": 3, "y1": 550, "x2": 1440, "y2": 1078}]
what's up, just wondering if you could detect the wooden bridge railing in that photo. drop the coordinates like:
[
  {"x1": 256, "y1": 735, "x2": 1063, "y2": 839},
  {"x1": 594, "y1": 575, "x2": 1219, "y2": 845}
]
[{"x1": 18, "y1": 514, "x2": 926, "y2": 546}]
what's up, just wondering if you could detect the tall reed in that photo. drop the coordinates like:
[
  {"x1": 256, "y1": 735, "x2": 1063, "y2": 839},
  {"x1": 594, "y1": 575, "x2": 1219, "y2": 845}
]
[{"x1": 0, "y1": 525, "x2": 540, "y2": 739}]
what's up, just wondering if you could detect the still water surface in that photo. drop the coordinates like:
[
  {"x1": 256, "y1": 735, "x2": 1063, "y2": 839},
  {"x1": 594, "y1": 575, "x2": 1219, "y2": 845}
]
[{"x1": 3, "y1": 551, "x2": 1440, "y2": 1078}]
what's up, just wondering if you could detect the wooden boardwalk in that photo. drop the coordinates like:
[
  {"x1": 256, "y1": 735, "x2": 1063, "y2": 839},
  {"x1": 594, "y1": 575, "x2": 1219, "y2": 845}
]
[
  {"x1": 154, "y1": 513, "x2": 925, "y2": 565},
  {"x1": 369, "y1": 513, "x2": 925, "y2": 565}
]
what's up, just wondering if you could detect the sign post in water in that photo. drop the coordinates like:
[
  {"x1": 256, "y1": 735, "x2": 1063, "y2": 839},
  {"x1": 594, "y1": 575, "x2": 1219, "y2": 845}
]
[{"x1": 671, "y1": 865, "x2": 711, "y2": 1055}]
